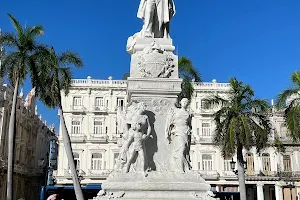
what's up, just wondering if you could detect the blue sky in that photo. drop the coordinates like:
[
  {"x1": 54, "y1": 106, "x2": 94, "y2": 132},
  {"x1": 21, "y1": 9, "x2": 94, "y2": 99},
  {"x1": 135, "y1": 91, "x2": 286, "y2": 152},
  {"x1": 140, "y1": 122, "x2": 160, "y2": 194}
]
[{"x1": 1, "y1": 0, "x2": 300, "y2": 131}]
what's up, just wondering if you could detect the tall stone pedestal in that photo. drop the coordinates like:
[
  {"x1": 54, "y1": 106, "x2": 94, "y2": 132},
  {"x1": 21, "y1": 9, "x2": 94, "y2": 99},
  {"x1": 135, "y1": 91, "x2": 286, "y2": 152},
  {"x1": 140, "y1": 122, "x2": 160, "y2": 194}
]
[{"x1": 94, "y1": 38, "x2": 216, "y2": 200}]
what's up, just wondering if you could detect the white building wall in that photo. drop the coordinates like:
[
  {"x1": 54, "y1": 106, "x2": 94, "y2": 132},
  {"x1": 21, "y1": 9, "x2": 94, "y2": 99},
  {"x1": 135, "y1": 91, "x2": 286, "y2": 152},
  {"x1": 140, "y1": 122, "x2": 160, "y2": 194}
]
[{"x1": 55, "y1": 77, "x2": 300, "y2": 200}]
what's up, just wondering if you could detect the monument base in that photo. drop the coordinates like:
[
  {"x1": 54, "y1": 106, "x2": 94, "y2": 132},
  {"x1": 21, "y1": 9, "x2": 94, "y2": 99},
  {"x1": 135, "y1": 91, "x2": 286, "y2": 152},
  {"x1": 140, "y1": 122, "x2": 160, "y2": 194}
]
[{"x1": 94, "y1": 171, "x2": 217, "y2": 200}]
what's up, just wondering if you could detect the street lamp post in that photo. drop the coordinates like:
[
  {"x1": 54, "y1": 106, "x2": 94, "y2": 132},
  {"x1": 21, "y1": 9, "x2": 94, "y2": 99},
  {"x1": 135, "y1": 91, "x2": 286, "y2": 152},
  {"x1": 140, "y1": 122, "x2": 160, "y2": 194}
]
[{"x1": 230, "y1": 158, "x2": 247, "y2": 175}]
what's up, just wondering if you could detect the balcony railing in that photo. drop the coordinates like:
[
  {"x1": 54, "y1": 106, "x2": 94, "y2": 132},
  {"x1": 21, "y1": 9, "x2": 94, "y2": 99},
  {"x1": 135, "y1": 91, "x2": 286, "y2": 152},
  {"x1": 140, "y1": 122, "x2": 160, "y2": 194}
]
[
  {"x1": 92, "y1": 105, "x2": 108, "y2": 112},
  {"x1": 222, "y1": 171, "x2": 236, "y2": 178},
  {"x1": 245, "y1": 170, "x2": 278, "y2": 177},
  {"x1": 69, "y1": 105, "x2": 86, "y2": 112},
  {"x1": 69, "y1": 133, "x2": 87, "y2": 141},
  {"x1": 198, "y1": 136, "x2": 212, "y2": 143},
  {"x1": 71, "y1": 79, "x2": 127, "y2": 87},
  {"x1": 88, "y1": 169, "x2": 112, "y2": 177},
  {"x1": 71, "y1": 78, "x2": 231, "y2": 90},
  {"x1": 246, "y1": 170, "x2": 256, "y2": 176},
  {"x1": 89, "y1": 133, "x2": 108, "y2": 142},
  {"x1": 198, "y1": 170, "x2": 219, "y2": 179},
  {"x1": 193, "y1": 82, "x2": 231, "y2": 89}
]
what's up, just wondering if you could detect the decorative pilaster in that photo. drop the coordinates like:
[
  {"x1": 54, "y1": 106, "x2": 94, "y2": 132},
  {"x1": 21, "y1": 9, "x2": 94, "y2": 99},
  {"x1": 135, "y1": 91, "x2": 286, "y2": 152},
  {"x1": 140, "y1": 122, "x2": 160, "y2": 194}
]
[
  {"x1": 275, "y1": 183, "x2": 283, "y2": 200},
  {"x1": 257, "y1": 183, "x2": 264, "y2": 200}
]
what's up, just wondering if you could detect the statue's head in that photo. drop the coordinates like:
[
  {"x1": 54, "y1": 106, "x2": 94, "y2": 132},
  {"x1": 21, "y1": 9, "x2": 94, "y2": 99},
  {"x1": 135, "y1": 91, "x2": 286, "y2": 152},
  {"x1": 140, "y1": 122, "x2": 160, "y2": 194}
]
[
  {"x1": 137, "y1": 102, "x2": 146, "y2": 114},
  {"x1": 180, "y1": 98, "x2": 189, "y2": 109}
]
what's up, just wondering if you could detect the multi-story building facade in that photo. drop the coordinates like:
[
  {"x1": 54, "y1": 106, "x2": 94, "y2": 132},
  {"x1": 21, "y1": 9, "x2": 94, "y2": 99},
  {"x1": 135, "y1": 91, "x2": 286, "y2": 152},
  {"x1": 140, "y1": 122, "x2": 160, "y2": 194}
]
[
  {"x1": 55, "y1": 76, "x2": 300, "y2": 200},
  {"x1": 0, "y1": 85, "x2": 57, "y2": 200}
]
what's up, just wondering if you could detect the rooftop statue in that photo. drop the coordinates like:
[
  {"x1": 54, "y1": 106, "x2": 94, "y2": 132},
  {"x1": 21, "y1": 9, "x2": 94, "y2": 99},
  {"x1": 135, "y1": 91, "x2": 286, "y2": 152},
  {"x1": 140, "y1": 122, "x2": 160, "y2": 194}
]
[
  {"x1": 138, "y1": 0, "x2": 176, "y2": 38},
  {"x1": 127, "y1": 0, "x2": 176, "y2": 53}
]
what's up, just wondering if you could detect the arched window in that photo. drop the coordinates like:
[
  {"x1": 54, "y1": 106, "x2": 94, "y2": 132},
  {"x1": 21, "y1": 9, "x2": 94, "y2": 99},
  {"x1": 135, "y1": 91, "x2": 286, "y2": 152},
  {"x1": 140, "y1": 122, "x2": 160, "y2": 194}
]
[
  {"x1": 262, "y1": 153, "x2": 271, "y2": 175},
  {"x1": 246, "y1": 153, "x2": 255, "y2": 175}
]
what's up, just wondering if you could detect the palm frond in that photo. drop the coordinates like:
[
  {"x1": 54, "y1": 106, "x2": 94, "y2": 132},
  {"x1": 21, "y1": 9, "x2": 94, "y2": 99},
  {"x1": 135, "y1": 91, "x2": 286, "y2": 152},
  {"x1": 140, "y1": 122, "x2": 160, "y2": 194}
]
[
  {"x1": 211, "y1": 77, "x2": 272, "y2": 157},
  {"x1": 178, "y1": 56, "x2": 201, "y2": 81},
  {"x1": 245, "y1": 99, "x2": 270, "y2": 113},
  {"x1": 59, "y1": 67, "x2": 72, "y2": 95},
  {"x1": 276, "y1": 88, "x2": 299, "y2": 109},
  {"x1": 8, "y1": 14, "x2": 23, "y2": 39},
  {"x1": 272, "y1": 137, "x2": 286, "y2": 153},
  {"x1": 291, "y1": 71, "x2": 300, "y2": 87},
  {"x1": 59, "y1": 51, "x2": 83, "y2": 68},
  {"x1": 178, "y1": 56, "x2": 202, "y2": 101},
  {"x1": 285, "y1": 105, "x2": 300, "y2": 142},
  {"x1": 35, "y1": 47, "x2": 82, "y2": 108},
  {"x1": 0, "y1": 32, "x2": 19, "y2": 48},
  {"x1": 28, "y1": 25, "x2": 44, "y2": 37},
  {"x1": 178, "y1": 77, "x2": 194, "y2": 101},
  {"x1": 205, "y1": 94, "x2": 229, "y2": 108}
]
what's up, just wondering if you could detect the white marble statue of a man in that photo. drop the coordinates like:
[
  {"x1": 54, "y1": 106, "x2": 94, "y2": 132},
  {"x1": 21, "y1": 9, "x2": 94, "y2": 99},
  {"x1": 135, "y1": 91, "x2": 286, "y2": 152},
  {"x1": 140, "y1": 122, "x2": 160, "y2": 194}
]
[{"x1": 137, "y1": 0, "x2": 176, "y2": 38}]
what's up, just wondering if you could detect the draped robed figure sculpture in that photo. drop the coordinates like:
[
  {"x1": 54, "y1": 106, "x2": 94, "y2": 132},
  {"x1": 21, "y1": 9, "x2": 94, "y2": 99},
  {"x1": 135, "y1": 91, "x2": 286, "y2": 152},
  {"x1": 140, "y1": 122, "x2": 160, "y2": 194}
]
[
  {"x1": 165, "y1": 98, "x2": 193, "y2": 173},
  {"x1": 127, "y1": 0, "x2": 176, "y2": 53},
  {"x1": 138, "y1": 0, "x2": 176, "y2": 38}
]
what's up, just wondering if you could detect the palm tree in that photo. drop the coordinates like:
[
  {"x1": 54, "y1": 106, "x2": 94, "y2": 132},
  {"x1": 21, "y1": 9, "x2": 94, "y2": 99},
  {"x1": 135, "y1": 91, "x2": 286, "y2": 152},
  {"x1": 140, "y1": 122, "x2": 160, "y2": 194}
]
[
  {"x1": 0, "y1": 14, "x2": 45, "y2": 200},
  {"x1": 205, "y1": 78, "x2": 271, "y2": 200},
  {"x1": 276, "y1": 71, "x2": 300, "y2": 142},
  {"x1": 35, "y1": 47, "x2": 84, "y2": 200},
  {"x1": 178, "y1": 56, "x2": 201, "y2": 100}
]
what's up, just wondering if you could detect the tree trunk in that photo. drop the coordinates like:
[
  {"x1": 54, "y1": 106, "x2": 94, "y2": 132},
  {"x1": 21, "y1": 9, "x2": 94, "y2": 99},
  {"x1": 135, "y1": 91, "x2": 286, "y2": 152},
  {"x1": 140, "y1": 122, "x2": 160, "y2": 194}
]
[
  {"x1": 58, "y1": 106, "x2": 84, "y2": 200},
  {"x1": 237, "y1": 145, "x2": 247, "y2": 200},
  {"x1": 6, "y1": 78, "x2": 19, "y2": 200}
]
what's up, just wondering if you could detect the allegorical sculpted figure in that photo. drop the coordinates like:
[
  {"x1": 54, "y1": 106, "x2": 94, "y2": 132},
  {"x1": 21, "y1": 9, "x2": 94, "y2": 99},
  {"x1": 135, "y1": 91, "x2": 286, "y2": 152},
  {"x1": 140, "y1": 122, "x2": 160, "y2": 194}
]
[
  {"x1": 137, "y1": 0, "x2": 176, "y2": 38},
  {"x1": 115, "y1": 104, "x2": 137, "y2": 170},
  {"x1": 124, "y1": 102, "x2": 152, "y2": 176},
  {"x1": 115, "y1": 102, "x2": 152, "y2": 176},
  {"x1": 165, "y1": 98, "x2": 192, "y2": 173}
]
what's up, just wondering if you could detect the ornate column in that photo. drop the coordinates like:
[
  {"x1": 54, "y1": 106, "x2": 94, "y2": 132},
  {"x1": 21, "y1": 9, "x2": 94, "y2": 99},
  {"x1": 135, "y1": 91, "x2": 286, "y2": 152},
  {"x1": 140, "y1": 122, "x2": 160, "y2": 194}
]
[
  {"x1": 275, "y1": 183, "x2": 283, "y2": 200},
  {"x1": 257, "y1": 183, "x2": 264, "y2": 200}
]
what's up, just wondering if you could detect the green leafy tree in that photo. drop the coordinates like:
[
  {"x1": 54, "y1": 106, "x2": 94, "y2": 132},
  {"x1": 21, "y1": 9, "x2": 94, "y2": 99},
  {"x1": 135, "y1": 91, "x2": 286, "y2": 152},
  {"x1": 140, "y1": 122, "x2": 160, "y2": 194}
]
[
  {"x1": 35, "y1": 47, "x2": 84, "y2": 200},
  {"x1": 276, "y1": 71, "x2": 300, "y2": 142},
  {"x1": 0, "y1": 14, "x2": 45, "y2": 200},
  {"x1": 178, "y1": 56, "x2": 201, "y2": 100},
  {"x1": 205, "y1": 78, "x2": 271, "y2": 200}
]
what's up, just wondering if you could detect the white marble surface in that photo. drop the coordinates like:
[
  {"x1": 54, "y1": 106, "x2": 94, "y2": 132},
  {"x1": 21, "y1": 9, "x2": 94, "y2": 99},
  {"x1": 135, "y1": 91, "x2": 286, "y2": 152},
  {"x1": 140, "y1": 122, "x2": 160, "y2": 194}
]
[{"x1": 137, "y1": 0, "x2": 175, "y2": 38}]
